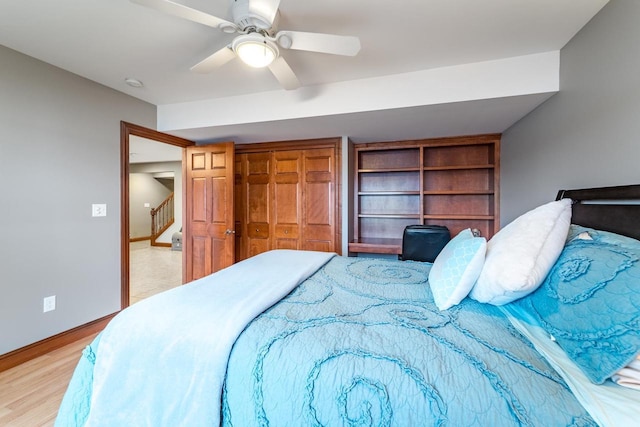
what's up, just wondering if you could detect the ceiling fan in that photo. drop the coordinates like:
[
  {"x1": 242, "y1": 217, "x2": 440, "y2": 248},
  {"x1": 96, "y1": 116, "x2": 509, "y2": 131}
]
[{"x1": 131, "y1": 0, "x2": 362, "y2": 90}]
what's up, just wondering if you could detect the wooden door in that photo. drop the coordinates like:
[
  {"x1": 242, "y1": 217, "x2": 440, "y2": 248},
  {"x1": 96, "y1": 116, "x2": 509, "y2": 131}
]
[
  {"x1": 184, "y1": 142, "x2": 235, "y2": 282},
  {"x1": 302, "y1": 148, "x2": 336, "y2": 252},
  {"x1": 234, "y1": 154, "x2": 244, "y2": 261},
  {"x1": 244, "y1": 152, "x2": 271, "y2": 257},
  {"x1": 233, "y1": 139, "x2": 341, "y2": 261},
  {"x1": 272, "y1": 150, "x2": 302, "y2": 249}
]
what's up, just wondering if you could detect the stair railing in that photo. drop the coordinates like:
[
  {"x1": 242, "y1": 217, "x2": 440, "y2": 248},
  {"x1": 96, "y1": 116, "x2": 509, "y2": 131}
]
[{"x1": 150, "y1": 192, "x2": 175, "y2": 247}]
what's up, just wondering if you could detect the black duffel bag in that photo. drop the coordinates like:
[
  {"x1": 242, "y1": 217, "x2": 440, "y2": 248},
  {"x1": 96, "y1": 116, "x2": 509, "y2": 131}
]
[{"x1": 400, "y1": 225, "x2": 451, "y2": 262}]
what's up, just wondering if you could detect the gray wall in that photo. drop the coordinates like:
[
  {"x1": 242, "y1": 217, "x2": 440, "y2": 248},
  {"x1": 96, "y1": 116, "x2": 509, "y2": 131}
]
[
  {"x1": 0, "y1": 45, "x2": 156, "y2": 354},
  {"x1": 129, "y1": 161, "x2": 183, "y2": 242},
  {"x1": 501, "y1": 0, "x2": 640, "y2": 224},
  {"x1": 129, "y1": 172, "x2": 173, "y2": 239},
  {"x1": 341, "y1": 136, "x2": 354, "y2": 256}
]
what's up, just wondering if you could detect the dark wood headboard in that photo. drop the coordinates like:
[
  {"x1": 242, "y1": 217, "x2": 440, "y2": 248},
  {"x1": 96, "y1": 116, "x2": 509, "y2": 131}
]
[{"x1": 556, "y1": 184, "x2": 640, "y2": 241}]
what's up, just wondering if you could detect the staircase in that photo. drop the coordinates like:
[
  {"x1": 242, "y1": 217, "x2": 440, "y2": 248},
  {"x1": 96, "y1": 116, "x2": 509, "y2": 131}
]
[{"x1": 150, "y1": 192, "x2": 174, "y2": 247}]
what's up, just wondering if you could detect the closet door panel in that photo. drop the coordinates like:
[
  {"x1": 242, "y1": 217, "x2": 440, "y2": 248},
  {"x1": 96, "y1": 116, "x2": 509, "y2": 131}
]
[
  {"x1": 245, "y1": 152, "x2": 271, "y2": 257},
  {"x1": 273, "y1": 151, "x2": 302, "y2": 250},
  {"x1": 302, "y1": 148, "x2": 335, "y2": 251},
  {"x1": 234, "y1": 155, "x2": 244, "y2": 261}
]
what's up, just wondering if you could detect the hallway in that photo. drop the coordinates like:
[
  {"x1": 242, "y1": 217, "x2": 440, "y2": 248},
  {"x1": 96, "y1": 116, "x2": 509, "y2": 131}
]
[{"x1": 130, "y1": 240, "x2": 182, "y2": 304}]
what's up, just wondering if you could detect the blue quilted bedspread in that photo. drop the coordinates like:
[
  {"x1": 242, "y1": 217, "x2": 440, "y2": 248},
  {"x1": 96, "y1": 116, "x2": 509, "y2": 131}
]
[{"x1": 222, "y1": 256, "x2": 595, "y2": 426}]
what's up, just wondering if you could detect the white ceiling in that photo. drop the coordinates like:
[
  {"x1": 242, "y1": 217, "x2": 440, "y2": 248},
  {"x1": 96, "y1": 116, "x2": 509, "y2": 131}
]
[
  {"x1": 0, "y1": 0, "x2": 609, "y2": 144},
  {"x1": 130, "y1": 135, "x2": 183, "y2": 163}
]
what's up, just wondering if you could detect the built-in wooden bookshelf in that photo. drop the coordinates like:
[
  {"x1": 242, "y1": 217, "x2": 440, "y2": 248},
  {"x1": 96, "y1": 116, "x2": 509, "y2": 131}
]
[{"x1": 349, "y1": 134, "x2": 500, "y2": 254}]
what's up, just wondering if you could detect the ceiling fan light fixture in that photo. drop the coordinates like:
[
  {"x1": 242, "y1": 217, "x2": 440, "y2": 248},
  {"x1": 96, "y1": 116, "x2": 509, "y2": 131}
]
[{"x1": 233, "y1": 33, "x2": 278, "y2": 68}]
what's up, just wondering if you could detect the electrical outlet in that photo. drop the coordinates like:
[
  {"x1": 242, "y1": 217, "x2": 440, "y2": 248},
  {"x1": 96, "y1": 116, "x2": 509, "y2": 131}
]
[
  {"x1": 92, "y1": 204, "x2": 107, "y2": 217},
  {"x1": 43, "y1": 295, "x2": 56, "y2": 313}
]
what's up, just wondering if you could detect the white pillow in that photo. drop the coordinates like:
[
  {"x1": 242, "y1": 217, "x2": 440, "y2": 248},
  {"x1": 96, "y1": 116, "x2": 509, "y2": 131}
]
[
  {"x1": 469, "y1": 198, "x2": 572, "y2": 305},
  {"x1": 428, "y1": 228, "x2": 487, "y2": 310}
]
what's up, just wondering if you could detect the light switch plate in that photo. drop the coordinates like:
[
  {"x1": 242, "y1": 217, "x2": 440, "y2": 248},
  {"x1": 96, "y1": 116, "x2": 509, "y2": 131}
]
[{"x1": 92, "y1": 204, "x2": 107, "y2": 217}]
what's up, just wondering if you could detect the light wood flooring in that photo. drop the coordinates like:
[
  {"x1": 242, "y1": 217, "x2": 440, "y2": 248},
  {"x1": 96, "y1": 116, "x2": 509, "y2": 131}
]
[
  {"x1": 0, "y1": 334, "x2": 96, "y2": 426},
  {"x1": 0, "y1": 241, "x2": 182, "y2": 426}
]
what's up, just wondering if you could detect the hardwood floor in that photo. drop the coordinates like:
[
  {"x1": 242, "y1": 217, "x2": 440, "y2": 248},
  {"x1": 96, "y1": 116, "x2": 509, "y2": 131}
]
[
  {"x1": 0, "y1": 242, "x2": 180, "y2": 426},
  {"x1": 0, "y1": 334, "x2": 96, "y2": 426}
]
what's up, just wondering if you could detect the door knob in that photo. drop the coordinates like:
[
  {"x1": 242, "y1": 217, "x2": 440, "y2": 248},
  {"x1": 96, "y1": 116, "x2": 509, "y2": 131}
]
[{"x1": 225, "y1": 229, "x2": 235, "y2": 235}]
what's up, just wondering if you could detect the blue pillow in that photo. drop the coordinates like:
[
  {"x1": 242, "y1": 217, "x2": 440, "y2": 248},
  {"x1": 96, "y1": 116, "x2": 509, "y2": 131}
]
[
  {"x1": 428, "y1": 228, "x2": 486, "y2": 310},
  {"x1": 513, "y1": 225, "x2": 640, "y2": 384}
]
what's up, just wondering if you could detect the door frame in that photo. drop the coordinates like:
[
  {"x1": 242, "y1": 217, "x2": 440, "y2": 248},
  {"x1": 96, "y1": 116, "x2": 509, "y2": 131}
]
[{"x1": 120, "y1": 121, "x2": 195, "y2": 309}]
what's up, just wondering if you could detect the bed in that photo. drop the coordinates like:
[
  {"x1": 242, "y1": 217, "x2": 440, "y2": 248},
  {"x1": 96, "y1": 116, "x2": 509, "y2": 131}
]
[{"x1": 56, "y1": 185, "x2": 640, "y2": 426}]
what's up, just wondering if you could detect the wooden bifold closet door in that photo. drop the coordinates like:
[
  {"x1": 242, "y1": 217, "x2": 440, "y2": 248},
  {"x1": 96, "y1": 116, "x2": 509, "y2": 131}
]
[{"x1": 234, "y1": 139, "x2": 340, "y2": 262}]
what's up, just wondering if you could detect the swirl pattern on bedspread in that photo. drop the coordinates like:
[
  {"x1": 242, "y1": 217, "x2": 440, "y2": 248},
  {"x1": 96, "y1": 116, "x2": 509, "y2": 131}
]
[{"x1": 222, "y1": 256, "x2": 595, "y2": 426}]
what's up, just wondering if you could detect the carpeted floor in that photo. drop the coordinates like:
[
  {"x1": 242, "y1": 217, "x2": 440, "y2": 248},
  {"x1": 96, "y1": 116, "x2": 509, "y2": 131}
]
[{"x1": 130, "y1": 240, "x2": 182, "y2": 304}]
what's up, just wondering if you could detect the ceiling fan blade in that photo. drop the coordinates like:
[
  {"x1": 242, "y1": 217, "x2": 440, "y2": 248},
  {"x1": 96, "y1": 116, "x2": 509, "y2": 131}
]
[
  {"x1": 249, "y1": 0, "x2": 281, "y2": 27},
  {"x1": 276, "y1": 30, "x2": 361, "y2": 56},
  {"x1": 130, "y1": 0, "x2": 237, "y2": 32},
  {"x1": 267, "y1": 57, "x2": 301, "y2": 90},
  {"x1": 190, "y1": 46, "x2": 236, "y2": 73}
]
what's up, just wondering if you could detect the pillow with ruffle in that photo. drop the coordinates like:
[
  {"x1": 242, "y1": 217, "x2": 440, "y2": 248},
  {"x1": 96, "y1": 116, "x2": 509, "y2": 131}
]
[{"x1": 512, "y1": 225, "x2": 640, "y2": 384}]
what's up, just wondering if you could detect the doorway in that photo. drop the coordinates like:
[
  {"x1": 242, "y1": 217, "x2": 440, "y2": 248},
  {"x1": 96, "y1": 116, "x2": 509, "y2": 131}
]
[
  {"x1": 129, "y1": 138, "x2": 180, "y2": 303},
  {"x1": 120, "y1": 122, "x2": 195, "y2": 309}
]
